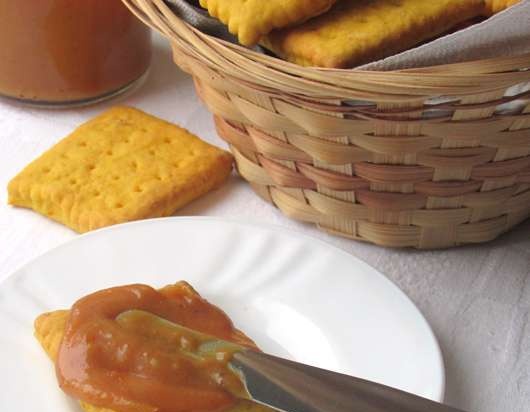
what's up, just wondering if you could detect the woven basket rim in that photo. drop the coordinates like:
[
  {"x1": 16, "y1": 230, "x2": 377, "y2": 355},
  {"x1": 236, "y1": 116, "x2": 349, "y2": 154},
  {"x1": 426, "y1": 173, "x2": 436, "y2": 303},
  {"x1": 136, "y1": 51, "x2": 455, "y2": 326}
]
[
  {"x1": 124, "y1": 0, "x2": 530, "y2": 74},
  {"x1": 183, "y1": 21, "x2": 530, "y2": 74},
  {"x1": 123, "y1": 0, "x2": 530, "y2": 100}
]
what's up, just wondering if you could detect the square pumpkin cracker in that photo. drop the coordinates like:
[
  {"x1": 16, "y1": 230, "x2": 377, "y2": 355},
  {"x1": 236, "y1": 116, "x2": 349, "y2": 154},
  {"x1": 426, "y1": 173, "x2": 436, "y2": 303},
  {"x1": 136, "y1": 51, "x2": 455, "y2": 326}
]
[
  {"x1": 34, "y1": 282, "x2": 271, "y2": 412},
  {"x1": 262, "y1": 0, "x2": 486, "y2": 68},
  {"x1": 8, "y1": 107, "x2": 233, "y2": 233},
  {"x1": 199, "y1": 0, "x2": 338, "y2": 46},
  {"x1": 483, "y1": 0, "x2": 521, "y2": 14}
]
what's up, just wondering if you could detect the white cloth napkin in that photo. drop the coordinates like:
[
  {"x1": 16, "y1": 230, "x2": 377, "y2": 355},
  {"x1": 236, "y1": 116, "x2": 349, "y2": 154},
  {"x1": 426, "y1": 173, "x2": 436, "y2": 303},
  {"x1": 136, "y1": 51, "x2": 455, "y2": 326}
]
[{"x1": 363, "y1": 0, "x2": 530, "y2": 70}]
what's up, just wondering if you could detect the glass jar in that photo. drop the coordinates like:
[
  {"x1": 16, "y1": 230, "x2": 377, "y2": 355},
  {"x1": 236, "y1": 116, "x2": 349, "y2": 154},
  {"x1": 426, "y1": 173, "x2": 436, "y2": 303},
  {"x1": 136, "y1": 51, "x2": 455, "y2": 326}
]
[{"x1": 0, "y1": 1, "x2": 152, "y2": 107}]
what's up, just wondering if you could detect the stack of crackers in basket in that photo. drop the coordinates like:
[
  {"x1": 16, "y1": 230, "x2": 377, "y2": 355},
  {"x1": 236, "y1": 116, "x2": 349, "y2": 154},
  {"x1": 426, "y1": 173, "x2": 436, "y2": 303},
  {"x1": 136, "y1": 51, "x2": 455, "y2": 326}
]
[{"x1": 199, "y1": 0, "x2": 521, "y2": 68}]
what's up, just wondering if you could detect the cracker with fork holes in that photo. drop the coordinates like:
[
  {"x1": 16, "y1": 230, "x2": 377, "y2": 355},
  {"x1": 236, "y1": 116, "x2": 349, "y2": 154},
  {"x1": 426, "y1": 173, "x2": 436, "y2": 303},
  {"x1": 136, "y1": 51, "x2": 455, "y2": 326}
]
[{"x1": 8, "y1": 106, "x2": 233, "y2": 232}]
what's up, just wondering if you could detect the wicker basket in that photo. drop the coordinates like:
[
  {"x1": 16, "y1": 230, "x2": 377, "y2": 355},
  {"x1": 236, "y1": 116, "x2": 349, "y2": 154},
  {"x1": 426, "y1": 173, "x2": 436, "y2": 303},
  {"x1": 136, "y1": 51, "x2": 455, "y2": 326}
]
[{"x1": 124, "y1": 0, "x2": 530, "y2": 249}]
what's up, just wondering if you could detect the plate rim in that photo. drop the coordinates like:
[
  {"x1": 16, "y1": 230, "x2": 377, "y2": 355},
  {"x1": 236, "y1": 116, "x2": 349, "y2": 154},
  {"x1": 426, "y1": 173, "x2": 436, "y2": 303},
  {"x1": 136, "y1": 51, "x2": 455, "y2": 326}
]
[{"x1": 1, "y1": 216, "x2": 446, "y2": 402}]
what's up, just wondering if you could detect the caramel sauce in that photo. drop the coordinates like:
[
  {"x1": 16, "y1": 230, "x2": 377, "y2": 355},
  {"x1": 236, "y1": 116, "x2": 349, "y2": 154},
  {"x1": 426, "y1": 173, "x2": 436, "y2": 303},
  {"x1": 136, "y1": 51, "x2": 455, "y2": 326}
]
[
  {"x1": 0, "y1": 1, "x2": 151, "y2": 103},
  {"x1": 56, "y1": 283, "x2": 256, "y2": 412}
]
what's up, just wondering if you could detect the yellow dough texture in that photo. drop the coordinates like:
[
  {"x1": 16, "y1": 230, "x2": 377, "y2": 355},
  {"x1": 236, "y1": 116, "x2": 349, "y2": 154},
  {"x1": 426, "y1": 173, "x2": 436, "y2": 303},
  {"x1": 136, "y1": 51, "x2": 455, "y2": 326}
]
[
  {"x1": 8, "y1": 106, "x2": 233, "y2": 232},
  {"x1": 262, "y1": 0, "x2": 486, "y2": 68},
  {"x1": 483, "y1": 0, "x2": 521, "y2": 14},
  {"x1": 199, "y1": 0, "x2": 337, "y2": 46}
]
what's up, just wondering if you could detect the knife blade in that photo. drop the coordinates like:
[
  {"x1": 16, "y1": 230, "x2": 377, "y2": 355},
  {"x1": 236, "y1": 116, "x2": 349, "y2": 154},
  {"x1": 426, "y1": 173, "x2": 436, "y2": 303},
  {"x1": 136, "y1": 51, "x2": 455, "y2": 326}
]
[
  {"x1": 116, "y1": 310, "x2": 468, "y2": 412},
  {"x1": 231, "y1": 350, "x2": 467, "y2": 412}
]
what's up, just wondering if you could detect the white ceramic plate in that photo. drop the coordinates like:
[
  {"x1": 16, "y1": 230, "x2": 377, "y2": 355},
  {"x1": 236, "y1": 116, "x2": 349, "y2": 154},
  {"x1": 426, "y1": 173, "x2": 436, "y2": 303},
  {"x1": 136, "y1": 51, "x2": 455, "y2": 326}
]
[{"x1": 0, "y1": 217, "x2": 444, "y2": 410}]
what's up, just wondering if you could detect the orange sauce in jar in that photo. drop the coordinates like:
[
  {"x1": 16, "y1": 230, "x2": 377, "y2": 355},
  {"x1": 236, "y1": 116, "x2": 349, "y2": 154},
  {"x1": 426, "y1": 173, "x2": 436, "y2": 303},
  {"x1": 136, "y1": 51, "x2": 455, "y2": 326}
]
[
  {"x1": 56, "y1": 283, "x2": 257, "y2": 412},
  {"x1": 0, "y1": 1, "x2": 151, "y2": 105}
]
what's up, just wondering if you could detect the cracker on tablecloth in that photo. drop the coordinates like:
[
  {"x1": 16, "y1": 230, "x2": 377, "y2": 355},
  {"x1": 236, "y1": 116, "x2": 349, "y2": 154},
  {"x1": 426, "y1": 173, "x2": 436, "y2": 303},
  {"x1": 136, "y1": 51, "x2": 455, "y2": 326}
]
[{"x1": 8, "y1": 106, "x2": 233, "y2": 232}]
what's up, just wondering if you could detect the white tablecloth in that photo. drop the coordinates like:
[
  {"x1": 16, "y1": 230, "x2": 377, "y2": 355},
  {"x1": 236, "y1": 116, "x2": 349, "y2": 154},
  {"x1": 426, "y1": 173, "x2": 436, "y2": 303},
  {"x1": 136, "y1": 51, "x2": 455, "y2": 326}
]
[{"x1": 1, "y1": 34, "x2": 529, "y2": 412}]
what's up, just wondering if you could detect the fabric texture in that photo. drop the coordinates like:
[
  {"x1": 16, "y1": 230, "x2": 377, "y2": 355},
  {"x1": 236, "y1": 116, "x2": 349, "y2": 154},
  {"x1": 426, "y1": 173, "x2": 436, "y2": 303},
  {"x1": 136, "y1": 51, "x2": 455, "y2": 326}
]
[{"x1": 165, "y1": 0, "x2": 236, "y2": 41}]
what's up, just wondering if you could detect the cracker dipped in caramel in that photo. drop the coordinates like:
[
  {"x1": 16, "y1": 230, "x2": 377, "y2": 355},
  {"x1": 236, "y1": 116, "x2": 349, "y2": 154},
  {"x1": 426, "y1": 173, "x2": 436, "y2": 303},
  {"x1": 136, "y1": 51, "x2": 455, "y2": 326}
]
[{"x1": 35, "y1": 281, "x2": 274, "y2": 412}]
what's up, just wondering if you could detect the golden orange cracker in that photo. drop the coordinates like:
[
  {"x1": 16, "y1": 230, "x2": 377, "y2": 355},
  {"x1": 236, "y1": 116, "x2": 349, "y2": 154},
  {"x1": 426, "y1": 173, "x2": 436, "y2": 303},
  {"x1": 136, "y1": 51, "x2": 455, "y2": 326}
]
[
  {"x1": 34, "y1": 282, "x2": 271, "y2": 412},
  {"x1": 199, "y1": 0, "x2": 337, "y2": 46},
  {"x1": 8, "y1": 107, "x2": 233, "y2": 233},
  {"x1": 263, "y1": 0, "x2": 486, "y2": 68},
  {"x1": 483, "y1": 0, "x2": 521, "y2": 14}
]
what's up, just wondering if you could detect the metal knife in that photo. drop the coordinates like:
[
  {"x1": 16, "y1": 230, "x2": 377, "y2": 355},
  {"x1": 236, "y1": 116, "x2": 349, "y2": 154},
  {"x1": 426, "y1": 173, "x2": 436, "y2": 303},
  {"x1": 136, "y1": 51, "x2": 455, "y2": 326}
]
[{"x1": 116, "y1": 310, "x2": 468, "y2": 412}]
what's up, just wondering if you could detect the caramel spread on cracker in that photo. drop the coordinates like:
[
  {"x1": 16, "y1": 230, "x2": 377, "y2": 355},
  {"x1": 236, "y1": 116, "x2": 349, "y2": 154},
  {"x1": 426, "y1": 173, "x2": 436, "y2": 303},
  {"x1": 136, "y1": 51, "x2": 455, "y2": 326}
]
[{"x1": 36, "y1": 282, "x2": 267, "y2": 412}]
